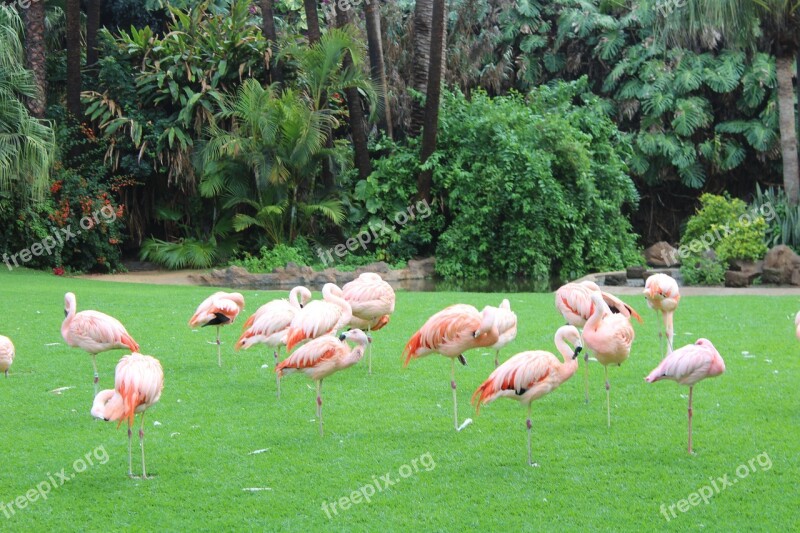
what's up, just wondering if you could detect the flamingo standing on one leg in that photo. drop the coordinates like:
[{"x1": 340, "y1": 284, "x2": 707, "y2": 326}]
[
  {"x1": 645, "y1": 339, "x2": 725, "y2": 454},
  {"x1": 236, "y1": 288, "x2": 312, "y2": 399},
  {"x1": 242, "y1": 286, "x2": 312, "y2": 329},
  {"x1": 581, "y1": 292, "x2": 635, "y2": 427},
  {"x1": 487, "y1": 299, "x2": 517, "y2": 367},
  {"x1": 0, "y1": 335, "x2": 14, "y2": 377},
  {"x1": 555, "y1": 282, "x2": 642, "y2": 403},
  {"x1": 276, "y1": 329, "x2": 370, "y2": 436},
  {"x1": 91, "y1": 353, "x2": 164, "y2": 478},
  {"x1": 342, "y1": 273, "x2": 395, "y2": 374},
  {"x1": 62, "y1": 292, "x2": 140, "y2": 393},
  {"x1": 472, "y1": 326, "x2": 582, "y2": 466},
  {"x1": 285, "y1": 284, "x2": 352, "y2": 351},
  {"x1": 403, "y1": 304, "x2": 499, "y2": 431},
  {"x1": 644, "y1": 274, "x2": 680, "y2": 354},
  {"x1": 189, "y1": 292, "x2": 245, "y2": 366}
]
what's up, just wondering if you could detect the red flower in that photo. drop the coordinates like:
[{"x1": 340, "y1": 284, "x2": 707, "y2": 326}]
[{"x1": 53, "y1": 267, "x2": 65, "y2": 276}]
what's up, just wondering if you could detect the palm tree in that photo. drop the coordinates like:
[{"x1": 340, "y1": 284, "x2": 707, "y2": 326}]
[
  {"x1": 260, "y1": 0, "x2": 283, "y2": 84},
  {"x1": 303, "y1": 0, "x2": 321, "y2": 44},
  {"x1": 86, "y1": 0, "x2": 103, "y2": 67},
  {"x1": 364, "y1": 0, "x2": 392, "y2": 137},
  {"x1": 65, "y1": 0, "x2": 82, "y2": 116},
  {"x1": 417, "y1": 0, "x2": 446, "y2": 202},
  {"x1": 409, "y1": 0, "x2": 433, "y2": 136},
  {"x1": 0, "y1": 5, "x2": 55, "y2": 197},
  {"x1": 23, "y1": 0, "x2": 47, "y2": 118},
  {"x1": 655, "y1": 0, "x2": 800, "y2": 205}
]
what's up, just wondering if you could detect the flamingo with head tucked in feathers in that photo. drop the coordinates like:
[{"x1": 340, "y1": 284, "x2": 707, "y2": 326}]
[
  {"x1": 487, "y1": 299, "x2": 517, "y2": 367},
  {"x1": 276, "y1": 329, "x2": 370, "y2": 436},
  {"x1": 644, "y1": 273, "x2": 680, "y2": 354},
  {"x1": 581, "y1": 291, "x2": 635, "y2": 427},
  {"x1": 403, "y1": 304, "x2": 499, "y2": 431},
  {"x1": 0, "y1": 335, "x2": 14, "y2": 377},
  {"x1": 189, "y1": 292, "x2": 245, "y2": 366},
  {"x1": 645, "y1": 338, "x2": 725, "y2": 454},
  {"x1": 555, "y1": 281, "x2": 641, "y2": 403},
  {"x1": 342, "y1": 273, "x2": 395, "y2": 374},
  {"x1": 62, "y1": 292, "x2": 140, "y2": 393},
  {"x1": 472, "y1": 325, "x2": 582, "y2": 466},
  {"x1": 91, "y1": 352, "x2": 164, "y2": 478},
  {"x1": 285, "y1": 284, "x2": 352, "y2": 352}
]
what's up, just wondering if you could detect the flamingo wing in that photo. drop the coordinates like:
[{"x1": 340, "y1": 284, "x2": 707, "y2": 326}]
[
  {"x1": 645, "y1": 343, "x2": 717, "y2": 385},
  {"x1": 472, "y1": 351, "x2": 558, "y2": 410},
  {"x1": 285, "y1": 301, "x2": 341, "y2": 351},
  {"x1": 343, "y1": 276, "x2": 396, "y2": 318},
  {"x1": 115, "y1": 354, "x2": 164, "y2": 425},
  {"x1": 70, "y1": 311, "x2": 139, "y2": 352},
  {"x1": 276, "y1": 336, "x2": 342, "y2": 375}
]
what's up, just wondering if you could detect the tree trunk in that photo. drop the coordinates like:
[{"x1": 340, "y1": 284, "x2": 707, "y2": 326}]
[
  {"x1": 23, "y1": 1, "x2": 47, "y2": 118},
  {"x1": 417, "y1": 0, "x2": 446, "y2": 202},
  {"x1": 303, "y1": 0, "x2": 321, "y2": 45},
  {"x1": 336, "y1": 12, "x2": 371, "y2": 179},
  {"x1": 409, "y1": 0, "x2": 433, "y2": 137},
  {"x1": 365, "y1": 0, "x2": 392, "y2": 138},
  {"x1": 776, "y1": 55, "x2": 799, "y2": 205},
  {"x1": 261, "y1": 0, "x2": 283, "y2": 84},
  {"x1": 86, "y1": 0, "x2": 102, "y2": 67},
  {"x1": 66, "y1": 0, "x2": 82, "y2": 117}
]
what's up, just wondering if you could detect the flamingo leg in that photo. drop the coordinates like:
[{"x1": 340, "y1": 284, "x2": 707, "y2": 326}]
[
  {"x1": 494, "y1": 350, "x2": 499, "y2": 368},
  {"x1": 317, "y1": 380, "x2": 324, "y2": 437},
  {"x1": 583, "y1": 350, "x2": 590, "y2": 404},
  {"x1": 688, "y1": 386, "x2": 694, "y2": 454},
  {"x1": 526, "y1": 404, "x2": 536, "y2": 467},
  {"x1": 665, "y1": 311, "x2": 675, "y2": 355},
  {"x1": 605, "y1": 365, "x2": 611, "y2": 428},
  {"x1": 216, "y1": 326, "x2": 221, "y2": 367},
  {"x1": 367, "y1": 327, "x2": 373, "y2": 375},
  {"x1": 274, "y1": 348, "x2": 281, "y2": 400},
  {"x1": 91, "y1": 354, "x2": 99, "y2": 394},
  {"x1": 140, "y1": 412, "x2": 148, "y2": 479},
  {"x1": 656, "y1": 310, "x2": 665, "y2": 357},
  {"x1": 127, "y1": 424, "x2": 133, "y2": 477},
  {"x1": 451, "y1": 358, "x2": 459, "y2": 431}
]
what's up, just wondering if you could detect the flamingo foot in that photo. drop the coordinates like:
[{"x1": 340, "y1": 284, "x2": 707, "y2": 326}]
[{"x1": 456, "y1": 418, "x2": 473, "y2": 432}]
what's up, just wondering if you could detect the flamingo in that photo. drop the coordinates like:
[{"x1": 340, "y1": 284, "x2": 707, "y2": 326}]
[
  {"x1": 91, "y1": 353, "x2": 164, "y2": 478},
  {"x1": 285, "y1": 283, "x2": 352, "y2": 351},
  {"x1": 555, "y1": 281, "x2": 642, "y2": 403},
  {"x1": 242, "y1": 286, "x2": 312, "y2": 329},
  {"x1": 645, "y1": 339, "x2": 725, "y2": 454},
  {"x1": 487, "y1": 299, "x2": 517, "y2": 367},
  {"x1": 644, "y1": 273, "x2": 680, "y2": 354},
  {"x1": 472, "y1": 326, "x2": 582, "y2": 466},
  {"x1": 581, "y1": 291, "x2": 635, "y2": 427},
  {"x1": 403, "y1": 304, "x2": 499, "y2": 431},
  {"x1": 188, "y1": 292, "x2": 245, "y2": 366},
  {"x1": 342, "y1": 273, "x2": 395, "y2": 374},
  {"x1": 276, "y1": 329, "x2": 370, "y2": 436},
  {"x1": 236, "y1": 288, "x2": 312, "y2": 398},
  {"x1": 0, "y1": 335, "x2": 14, "y2": 377},
  {"x1": 795, "y1": 311, "x2": 800, "y2": 340},
  {"x1": 62, "y1": 292, "x2": 140, "y2": 393}
]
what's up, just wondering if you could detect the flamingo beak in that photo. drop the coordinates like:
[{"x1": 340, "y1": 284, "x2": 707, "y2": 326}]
[
  {"x1": 338, "y1": 333, "x2": 346, "y2": 341},
  {"x1": 572, "y1": 346, "x2": 582, "y2": 360},
  {"x1": 64, "y1": 309, "x2": 68, "y2": 317},
  {"x1": 367, "y1": 336, "x2": 372, "y2": 344}
]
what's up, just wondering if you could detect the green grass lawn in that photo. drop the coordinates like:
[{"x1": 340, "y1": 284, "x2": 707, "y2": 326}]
[{"x1": 0, "y1": 268, "x2": 797, "y2": 531}]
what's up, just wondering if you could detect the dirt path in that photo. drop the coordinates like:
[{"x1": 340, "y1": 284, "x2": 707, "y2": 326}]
[{"x1": 78, "y1": 270, "x2": 800, "y2": 296}]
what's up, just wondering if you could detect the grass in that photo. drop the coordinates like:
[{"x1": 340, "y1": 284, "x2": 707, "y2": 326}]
[{"x1": 0, "y1": 268, "x2": 797, "y2": 531}]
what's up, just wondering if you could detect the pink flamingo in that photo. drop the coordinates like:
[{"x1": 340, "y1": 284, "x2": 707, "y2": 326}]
[
  {"x1": 403, "y1": 304, "x2": 499, "y2": 431},
  {"x1": 555, "y1": 281, "x2": 642, "y2": 403},
  {"x1": 242, "y1": 286, "x2": 312, "y2": 330},
  {"x1": 644, "y1": 273, "x2": 680, "y2": 354},
  {"x1": 795, "y1": 311, "x2": 799, "y2": 340},
  {"x1": 236, "y1": 288, "x2": 312, "y2": 399},
  {"x1": 582, "y1": 292, "x2": 635, "y2": 427},
  {"x1": 62, "y1": 292, "x2": 140, "y2": 393},
  {"x1": 276, "y1": 329, "x2": 370, "y2": 436},
  {"x1": 188, "y1": 292, "x2": 245, "y2": 366},
  {"x1": 343, "y1": 273, "x2": 395, "y2": 374},
  {"x1": 0, "y1": 335, "x2": 14, "y2": 377},
  {"x1": 91, "y1": 353, "x2": 164, "y2": 478},
  {"x1": 285, "y1": 283, "x2": 352, "y2": 351},
  {"x1": 645, "y1": 339, "x2": 725, "y2": 454},
  {"x1": 488, "y1": 299, "x2": 517, "y2": 367},
  {"x1": 472, "y1": 325, "x2": 582, "y2": 466}
]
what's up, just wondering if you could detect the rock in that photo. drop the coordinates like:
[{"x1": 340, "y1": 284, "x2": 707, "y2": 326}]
[
  {"x1": 644, "y1": 242, "x2": 680, "y2": 267},
  {"x1": 356, "y1": 262, "x2": 391, "y2": 274},
  {"x1": 407, "y1": 257, "x2": 436, "y2": 278},
  {"x1": 792, "y1": 267, "x2": 800, "y2": 287},
  {"x1": 728, "y1": 259, "x2": 764, "y2": 275},
  {"x1": 762, "y1": 245, "x2": 800, "y2": 284},
  {"x1": 761, "y1": 267, "x2": 784, "y2": 284},
  {"x1": 626, "y1": 266, "x2": 647, "y2": 280},
  {"x1": 603, "y1": 273, "x2": 627, "y2": 286},
  {"x1": 724, "y1": 270, "x2": 758, "y2": 287}
]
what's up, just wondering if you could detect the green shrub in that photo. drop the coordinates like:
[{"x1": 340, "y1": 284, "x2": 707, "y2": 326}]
[
  {"x1": 751, "y1": 184, "x2": 800, "y2": 252},
  {"x1": 681, "y1": 255, "x2": 726, "y2": 286},
  {"x1": 231, "y1": 243, "x2": 312, "y2": 273}
]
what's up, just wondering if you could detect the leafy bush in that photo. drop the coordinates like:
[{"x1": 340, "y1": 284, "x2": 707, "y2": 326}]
[
  {"x1": 230, "y1": 243, "x2": 313, "y2": 273},
  {"x1": 680, "y1": 255, "x2": 726, "y2": 286},
  {"x1": 751, "y1": 184, "x2": 800, "y2": 251},
  {"x1": 428, "y1": 81, "x2": 643, "y2": 280}
]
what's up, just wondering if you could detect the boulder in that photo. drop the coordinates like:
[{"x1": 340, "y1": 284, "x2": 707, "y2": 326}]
[
  {"x1": 626, "y1": 266, "x2": 647, "y2": 280},
  {"x1": 792, "y1": 267, "x2": 800, "y2": 287},
  {"x1": 724, "y1": 270, "x2": 758, "y2": 287},
  {"x1": 644, "y1": 242, "x2": 680, "y2": 267},
  {"x1": 407, "y1": 257, "x2": 436, "y2": 278},
  {"x1": 762, "y1": 245, "x2": 800, "y2": 285},
  {"x1": 603, "y1": 272, "x2": 627, "y2": 286},
  {"x1": 728, "y1": 259, "x2": 764, "y2": 275}
]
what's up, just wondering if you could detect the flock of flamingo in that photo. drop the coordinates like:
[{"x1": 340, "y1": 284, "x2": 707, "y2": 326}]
[{"x1": 2, "y1": 271, "x2": 797, "y2": 475}]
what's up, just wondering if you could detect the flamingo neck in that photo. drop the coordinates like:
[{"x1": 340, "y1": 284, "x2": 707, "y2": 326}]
[
  {"x1": 584, "y1": 298, "x2": 606, "y2": 332},
  {"x1": 554, "y1": 332, "x2": 580, "y2": 379},
  {"x1": 289, "y1": 287, "x2": 302, "y2": 308},
  {"x1": 343, "y1": 344, "x2": 366, "y2": 367},
  {"x1": 324, "y1": 286, "x2": 352, "y2": 328},
  {"x1": 61, "y1": 299, "x2": 75, "y2": 341}
]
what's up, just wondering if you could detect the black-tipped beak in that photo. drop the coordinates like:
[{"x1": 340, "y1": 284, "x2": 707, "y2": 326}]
[
  {"x1": 64, "y1": 309, "x2": 68, "y2": 317},
  {"x1": 338, "y1": 333, "x2": 346, "y2": 341},
  {"x1": 300, "y1": 304, "x2": 304, "y2": 309},
  {"x1": 472, "y1": 331, "x2": 479, "y2": 338},
  {"x1": 572, "y1": 346, "x2": 583, "y2": 360}
]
